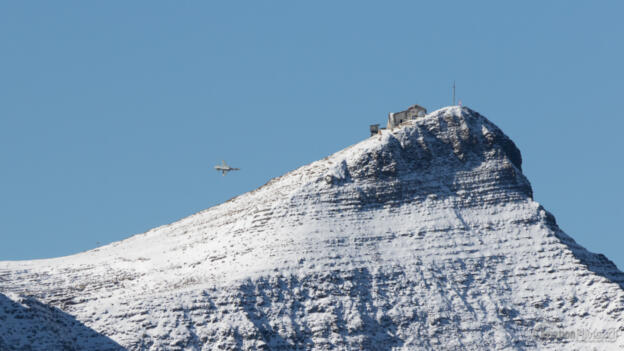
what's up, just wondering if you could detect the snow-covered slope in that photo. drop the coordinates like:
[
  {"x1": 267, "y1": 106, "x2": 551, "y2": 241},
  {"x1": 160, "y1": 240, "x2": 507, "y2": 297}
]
[{"x1": 1, "y1": 106, "x2": 623, "y2": 350}]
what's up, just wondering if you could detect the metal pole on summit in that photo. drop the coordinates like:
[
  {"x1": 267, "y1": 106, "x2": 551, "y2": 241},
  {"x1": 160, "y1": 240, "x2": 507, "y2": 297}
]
[{"x1": 453, "y1": 81, "x2": 456, "y2": 106}]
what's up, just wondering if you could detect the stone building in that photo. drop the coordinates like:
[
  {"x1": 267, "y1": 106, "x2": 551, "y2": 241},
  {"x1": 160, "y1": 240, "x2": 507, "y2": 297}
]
[
  {"x1": 369, "y1": 124, "x2": 380, "y2": 137},
  {"x1": 387, "y1": 104, "x2": 427, "y2": 129}
]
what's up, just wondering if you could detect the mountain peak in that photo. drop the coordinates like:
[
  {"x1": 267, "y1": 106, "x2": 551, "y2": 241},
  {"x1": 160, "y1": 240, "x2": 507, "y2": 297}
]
[
  {"x1": 288, "y1": 105, "x2": 532, "y2": 212},
  {"x1": 1, "y1": 106, "x2": 623, "y2": 350}
]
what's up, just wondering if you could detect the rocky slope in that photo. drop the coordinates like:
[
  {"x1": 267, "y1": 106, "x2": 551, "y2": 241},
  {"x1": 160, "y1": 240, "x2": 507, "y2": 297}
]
[{"x1": 1, "y1": 106, "x2": 623, "y2": 350}]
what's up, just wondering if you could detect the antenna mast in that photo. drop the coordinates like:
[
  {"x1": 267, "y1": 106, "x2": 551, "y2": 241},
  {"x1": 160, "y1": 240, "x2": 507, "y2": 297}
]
[{"x1": 452, "y1": 81, "x2": 456, "y2": 106}]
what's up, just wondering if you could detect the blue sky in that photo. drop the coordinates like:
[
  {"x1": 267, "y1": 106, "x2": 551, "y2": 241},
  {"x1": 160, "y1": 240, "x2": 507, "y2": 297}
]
[{"x1": 1, "y1": 1, "x2": 622, "y2": 268}]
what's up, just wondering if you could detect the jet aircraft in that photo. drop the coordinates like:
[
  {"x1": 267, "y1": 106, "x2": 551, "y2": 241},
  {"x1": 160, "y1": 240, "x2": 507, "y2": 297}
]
[{"x1": 215, "y1": 160, "x2": 240, "y2": 176}]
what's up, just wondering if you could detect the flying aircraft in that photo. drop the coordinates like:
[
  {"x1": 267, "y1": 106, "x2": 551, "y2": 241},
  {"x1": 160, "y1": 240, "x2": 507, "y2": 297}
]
[{"x1": 214, "y1": 160, "x2": 240, "y2": 176}]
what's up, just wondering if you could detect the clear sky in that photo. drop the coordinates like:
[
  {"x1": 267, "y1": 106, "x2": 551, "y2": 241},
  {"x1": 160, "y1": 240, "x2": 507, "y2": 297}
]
[{"x1": 1, "y1": 1, "x2": 622, "y2": 269}]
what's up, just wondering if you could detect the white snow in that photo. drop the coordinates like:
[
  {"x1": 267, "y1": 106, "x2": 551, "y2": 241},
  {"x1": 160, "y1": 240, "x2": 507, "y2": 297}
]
[{"x1": 0, "y1": 106, "x2": 623, "y2": 350}]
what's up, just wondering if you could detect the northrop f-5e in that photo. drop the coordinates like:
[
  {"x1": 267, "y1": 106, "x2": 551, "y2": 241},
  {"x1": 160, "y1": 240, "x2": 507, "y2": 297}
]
[{"x1": 215, "y1": 160, "x2": 240, "y2": 176}]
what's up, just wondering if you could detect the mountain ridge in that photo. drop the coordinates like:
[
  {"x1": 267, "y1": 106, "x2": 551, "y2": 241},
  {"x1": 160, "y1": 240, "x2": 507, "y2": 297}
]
[{"x1": 1, "y1": 106, "x2": 622, "y2": 350}]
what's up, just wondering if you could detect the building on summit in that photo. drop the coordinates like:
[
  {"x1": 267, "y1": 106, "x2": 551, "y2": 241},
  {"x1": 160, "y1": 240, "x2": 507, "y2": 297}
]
[
  {"x1": 369, "y1": 104, "x2": 428, "y2": 137},
  {"x1": 387, "y1": 104, "x2": 427, "y2": 129}
]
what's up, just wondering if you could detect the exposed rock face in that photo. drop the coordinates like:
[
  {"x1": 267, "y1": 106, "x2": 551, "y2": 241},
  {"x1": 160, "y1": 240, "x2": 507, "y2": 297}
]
[{"x1": 1, "y1": 106, "x2": 623, "y2": 350}]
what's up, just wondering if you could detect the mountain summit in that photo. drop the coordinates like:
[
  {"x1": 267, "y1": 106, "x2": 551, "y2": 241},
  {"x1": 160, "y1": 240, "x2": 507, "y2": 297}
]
[{"x1": 1, "y1": 106, "x2": 623, "y2": 350}]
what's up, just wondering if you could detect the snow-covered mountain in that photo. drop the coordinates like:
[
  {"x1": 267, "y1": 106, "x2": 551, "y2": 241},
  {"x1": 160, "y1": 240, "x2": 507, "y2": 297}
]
[{"x1": 1, "y1": 106, "x2": 622, "y2": 350}]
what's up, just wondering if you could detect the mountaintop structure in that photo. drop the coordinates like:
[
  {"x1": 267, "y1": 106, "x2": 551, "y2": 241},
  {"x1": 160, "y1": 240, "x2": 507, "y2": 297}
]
[{"x1": 387, "y1": 104, "x2": 427, "y2": 129}]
